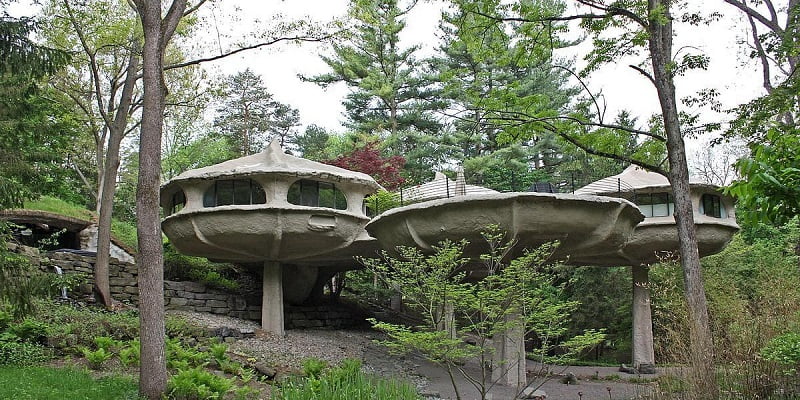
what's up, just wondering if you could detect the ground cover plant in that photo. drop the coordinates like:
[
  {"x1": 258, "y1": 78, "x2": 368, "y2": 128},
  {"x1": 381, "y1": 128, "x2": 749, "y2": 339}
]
[
  {"x1": 276, "y1": 358, "x2": 421, "y2": 400},
  {"x1": 0, "y1": 366, "x2": 141, "y2": 400}
]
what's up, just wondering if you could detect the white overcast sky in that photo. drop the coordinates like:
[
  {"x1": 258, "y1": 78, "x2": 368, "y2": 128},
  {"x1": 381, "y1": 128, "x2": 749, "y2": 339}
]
[
  {"x1": 194, "y1": 0, "x2": 765, "y2": 144},
  {"x1": 12, "y1": 0, "x2": 765, "y2": 146}
]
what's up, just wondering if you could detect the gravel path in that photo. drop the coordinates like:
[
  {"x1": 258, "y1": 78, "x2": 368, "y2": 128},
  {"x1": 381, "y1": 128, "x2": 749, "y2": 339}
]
[{"x1": 168, "y1": 310, "x2": 656, "y2": 399}]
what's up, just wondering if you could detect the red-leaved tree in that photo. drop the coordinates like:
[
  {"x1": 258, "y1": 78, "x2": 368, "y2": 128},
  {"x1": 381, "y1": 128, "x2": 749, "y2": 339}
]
[{"x1": 325, "y1": 142, "x2": 406, "y2": 190}]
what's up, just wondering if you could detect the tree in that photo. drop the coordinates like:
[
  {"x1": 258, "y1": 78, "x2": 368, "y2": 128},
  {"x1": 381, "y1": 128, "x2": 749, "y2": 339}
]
[
  {"x1": 291, "y1": 124, "x2": 331, "y2": 161},
  {"x1": 304, "y1": 0, "x2": 443, "y2": 181},
  {"x1": 451, "y1": 1, "x2": 719, "y2": 396},
  {"x1": 214, "y1": 68, "x2": 300, "y2": 156},
  {"x1": 324, "y1": 142, "x2": 406, "y2": 190},
  {"x1": 131, "y1": 0, "x2": 191, "y2": 396},
  {"x1": 723, "y1": 0, "x2": 799, "y2": 261},
  {"x1": 362, "y1": 227, "x2": 603, "y2": 400}
]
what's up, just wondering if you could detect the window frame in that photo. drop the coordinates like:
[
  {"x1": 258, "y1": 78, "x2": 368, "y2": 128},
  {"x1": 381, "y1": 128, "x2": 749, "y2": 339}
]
[
  {"x1": 202, "y1": 179, "x2": 266, "y2": 208},
  {"x1": 287, "y1": 179, "x2": 347, "y2": 210}
]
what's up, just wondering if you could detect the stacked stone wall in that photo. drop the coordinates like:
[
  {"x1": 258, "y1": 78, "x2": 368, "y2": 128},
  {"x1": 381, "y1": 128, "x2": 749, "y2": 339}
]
[{"x1": 9, "y1": 244, "x2": 365, "y2": 329}]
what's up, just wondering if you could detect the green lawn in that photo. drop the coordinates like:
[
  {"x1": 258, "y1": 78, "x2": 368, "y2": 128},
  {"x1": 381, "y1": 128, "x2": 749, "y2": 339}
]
[{"x1": 0, "y1": 366, "x2": 141, "y2": 400}]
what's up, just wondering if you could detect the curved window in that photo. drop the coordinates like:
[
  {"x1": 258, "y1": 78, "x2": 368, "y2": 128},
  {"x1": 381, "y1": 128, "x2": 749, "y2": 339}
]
[
  {"x1": 168, "y1": 190, "x2": 186, "y2": 215},
  {"x1": 635, "y1": 192, "x2": 674, "y2": 218},
  {"x1": 203, "y1": 179, "x2": 266, "y2": 207},
  {"x1": 700, "y1": 193, "x2": 723, "y2": 218},
  {"x1": 287, "y1": 179, "x2": 347, "y2": 210}
]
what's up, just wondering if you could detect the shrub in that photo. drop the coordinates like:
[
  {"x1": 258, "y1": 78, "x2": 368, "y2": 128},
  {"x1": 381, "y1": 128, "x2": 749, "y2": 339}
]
[
  {"x1": 166, "y1": 315, "x2": 207, "y2": 339},
  {"x1": 118, "y1": 339, "x2": 140, "y2": 367},
  {"x1": 761, "y1": 332, "x2": 800, "y2": 371},
  {"x1": 164, "y1": 243, "x2": 239, "y2": 290},
  {"x1": 82, "y1": 347, "x2": 113, "y2": 370},
  {"x1": 209, "y1": 342, "x2": 228, "y2": 363},
  {"x1": 0, "y1": 341, "x2": 50, "y2": 366},
  {"x1": 7, "y1": 319, "x2": 49, "y2": 344},
  {"x1": 167, "y1": 367, "x2": 233, "y2": 400},
  {"x1": 94, "y1": 336, "x2": 122, "y2": 352},
  {"x1": 301, "y1": 357, "x2": 327, "y2": 378}
]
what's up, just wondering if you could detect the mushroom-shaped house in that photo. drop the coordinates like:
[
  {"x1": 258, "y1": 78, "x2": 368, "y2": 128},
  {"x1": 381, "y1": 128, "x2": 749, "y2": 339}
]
[{"x1": 160, "y1": 141, "x2": 381, "y2": 335}]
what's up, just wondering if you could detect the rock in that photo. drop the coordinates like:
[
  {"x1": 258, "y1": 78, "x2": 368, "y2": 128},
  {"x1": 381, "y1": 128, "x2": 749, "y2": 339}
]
[
  {"x1": 619, "y1": 363, "x2": 638, "y2": 374},
  {"x1": 637, "y1": 363, "x2": 656, "y2": 374},
  {"x1": 418, "y1": 388, "x2": 440, "y2": 398},
  {"x1": 561, "y1": 372, "x2": 577, "y2": 384},
  {"x1": 253, "y1": 363, "x2": 276, "y2": 379},
  {"x1": 518, "y1": 387, "x2": 547, "y2": 399}
]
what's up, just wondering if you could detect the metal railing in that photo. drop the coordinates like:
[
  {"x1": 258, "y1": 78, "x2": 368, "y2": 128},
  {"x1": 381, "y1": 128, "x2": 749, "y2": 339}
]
[{"x1": 365, "y1": 172, "x2": 639, "y2": 217}]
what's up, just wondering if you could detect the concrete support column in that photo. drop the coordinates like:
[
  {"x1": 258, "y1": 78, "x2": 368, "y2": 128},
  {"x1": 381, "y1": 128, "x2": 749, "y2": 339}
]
[
  {"x1": 632, "y1": 264, "x2": 656, "y2": 373},
  {"x1": 491, "y1": 313, "x2": 526, "y2": 390},
  {"x1": 261, "y1": 261, "x2": 285, "y2": 336}
]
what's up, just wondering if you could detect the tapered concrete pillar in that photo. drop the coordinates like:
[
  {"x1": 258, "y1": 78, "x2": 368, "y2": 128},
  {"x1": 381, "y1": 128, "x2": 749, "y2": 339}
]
[
  {"x1": 262, "y1": 261, "x2": 284, "y2": 336},
  {"x1": 491, "y1": 313, "x2": 526, "y2": 390},
  {"x1": 632, "y1": 264, "x2": 656, "y2": 373}
]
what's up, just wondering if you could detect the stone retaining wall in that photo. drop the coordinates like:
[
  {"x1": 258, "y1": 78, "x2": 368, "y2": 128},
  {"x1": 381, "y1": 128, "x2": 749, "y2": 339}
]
[{"x1": 9, "y1": 243, "x2": 365, "y2": 329}]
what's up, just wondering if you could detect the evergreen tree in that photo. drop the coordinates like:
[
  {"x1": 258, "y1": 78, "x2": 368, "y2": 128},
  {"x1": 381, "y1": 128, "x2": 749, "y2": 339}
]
[
  {"x1": 214, "y1": 69, "x2": 300, "y2": 156},
  {"x1": 304, "y1": 0, "x2": 443, "y2": 182}
]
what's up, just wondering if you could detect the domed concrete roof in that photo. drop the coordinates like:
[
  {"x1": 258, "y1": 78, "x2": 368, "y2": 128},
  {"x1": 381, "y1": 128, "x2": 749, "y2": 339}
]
[
  {"x1": 575, "y1": 165, "x2": 712, "y2": 195},
  {"x1": 163, "y1": 140, "x2": 382, "y2": 191}
]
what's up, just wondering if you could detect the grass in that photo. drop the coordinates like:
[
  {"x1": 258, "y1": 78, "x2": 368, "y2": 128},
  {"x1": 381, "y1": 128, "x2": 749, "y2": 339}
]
[
  {"x1": 23, "y1": 196, "x2": 139, "y2": 250},
  {"x1": 0, "y1": 366, "x2": 141, "y2": 400},
  {"x1": 24, "y1": 196, "x2": 94, "y2": 221}
]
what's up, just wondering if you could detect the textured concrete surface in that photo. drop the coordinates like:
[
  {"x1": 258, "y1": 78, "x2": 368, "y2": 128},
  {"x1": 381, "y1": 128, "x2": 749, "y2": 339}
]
[{"x1": 365, "y1": 192, "x2": 644, "y2": 264}]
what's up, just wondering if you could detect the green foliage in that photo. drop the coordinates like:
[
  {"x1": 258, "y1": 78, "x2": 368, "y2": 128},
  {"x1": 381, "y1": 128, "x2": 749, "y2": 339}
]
[
  {"x1": 0, "y1": 224, "x2": 64, "y2": 318},
  {"x1": 361, "y1": 226, "x2": 604, "y2": 397},
  {"x1": 761, "y1": 333, "x2": 800, "y2": 369},
  {"x1": 164, "y1": 242, "x2": 239, "y2": 290},
  {"x1": 166, "y1": 314, "x2": 208, "y2": 339},
  {"x1": 0, "y1": 366, "x2": 139, "y2": 400},
  {"x1": 7, "y1": 318, "x2": 49, "y2": 344},
  {"x1": 167, "y1": 367, "x2": 234, "y2": 400},
  {"x1": 93, "y1": 335, "x2": 122, "y2": 352},
  {"x1": 82, "y1": 347, "x2": 113, "y2": 370},
  {"x1": 32, "y1": 301, "x2": 139, "y2": 352},
  {"x1": 209, "y1": 342, "x2": 228, "y2": 363},
  {"x1": 364, "y1": 190, "x2": 401, "y2": 216},
  {"x1": 277, "y1": 358, "x2": 420, "y2": 400},
  {"x1": 118, "y1": 338, "x2": 140, "y2": 367},
  {"x1": 0, "y1": 341, "x2": 50, "y2": 366},
  {"x1": 301, "y1": 357, "x2": 328, "y2": 379}
]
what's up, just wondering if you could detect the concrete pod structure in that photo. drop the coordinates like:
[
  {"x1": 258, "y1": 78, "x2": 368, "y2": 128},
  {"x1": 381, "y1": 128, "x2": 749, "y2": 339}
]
[
  {"x1": 161, "y1": 140, "x2": 381, "y2": 335},
  {"x1": 365, "y1": 192, "x2": 645, "y2": 264},
  {"x1": 575, "y1": 165, "x2": 739, "y2": 265}
]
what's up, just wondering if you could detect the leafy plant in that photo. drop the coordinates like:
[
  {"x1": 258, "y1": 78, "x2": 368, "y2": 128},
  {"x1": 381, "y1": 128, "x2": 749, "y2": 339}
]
[
  {"x1": 209, "y1": 342, "x2": 228, "y2": 363},
  {"x1": 118, "y1": 339, "x2": 140, "y2": 367},
  {"x1": 761, "y1": 332, "x2": 800, "y2": 373},
  {"x1": 94, "y1": 336, "x2": 122, "y2": 352},
  {"x1": 167, "y1": 367, "x2": 233, "y2": 400},
  {"x1": 7, "y1": 319, "x2": 49, "y2": 344},
  {"x1": 301, "y1": 357, "x2": 327, "y2": 379},
  {"x1": 0, "y1": 341, "x2": 50, "y2": 366},
  {"x1": 82, "y1": 347, "x2": 113, "y2": 370},
  {"x1": 277, "y1": 359, "x2": 419, "y2": 400}
]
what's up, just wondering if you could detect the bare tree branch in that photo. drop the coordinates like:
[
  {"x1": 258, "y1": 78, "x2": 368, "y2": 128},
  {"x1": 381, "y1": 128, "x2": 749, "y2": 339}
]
[
  {"x1": 723, "y1": 0, "x2": 783, "y2": 32},
  {"x1": 162, "y1": 34, "x2": 334, "y2": 71},
  {"x1": 629, "y1": 64, "x2": 656, "y2": 86}
]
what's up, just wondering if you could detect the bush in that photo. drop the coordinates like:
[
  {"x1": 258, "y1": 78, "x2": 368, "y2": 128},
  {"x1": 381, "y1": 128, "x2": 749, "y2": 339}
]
[
  {"x1": 7, "y1": 319, "x2": 49, "y2": 344},
  {"x1": 167, "y1": 367, "x2": 234, "y2": 400},
  {"x1": 301, "y1": 357, "x2": 327, "y2": 378},
  {"x1": 0, "y1": 341, "x2": 50, "y2": 366},
  {"x1": 164, "y1": 243, "x2": 239, "y2": 290},
  {"x1": 761, "y1": 332, "x2": 800, "y2": 370},
  {"x1": 118, "y1": 339, "x2": 140, "y2": 367},
  {"x1": 82, "y1": 347, "x2": 113, "y2": 370}
]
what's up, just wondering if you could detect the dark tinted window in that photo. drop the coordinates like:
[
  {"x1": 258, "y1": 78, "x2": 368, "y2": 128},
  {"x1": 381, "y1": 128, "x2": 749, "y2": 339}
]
[
  {"x1": 203, "y1": 179, "x2": 266, "y2": 207},
  {"x1": 169, "y1": 190, "x2": 186, "y2": 214},
  {"x1": 701, "y1": 194, "x2": 722, "y2": 218},
  {"x1": 288, "y1": 180, "x2": 347, "y2": 210},
  {"x1": 634, "y1": 192, "x2": 674, "y2": 218}
]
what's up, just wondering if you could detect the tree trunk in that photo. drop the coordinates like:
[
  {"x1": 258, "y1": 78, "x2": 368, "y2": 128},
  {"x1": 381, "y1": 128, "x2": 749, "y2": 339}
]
[
  {"x1": 95, "y1": 44, "x2": 141, "y2": 308},
  {"x1": 133, "y1": 0, "x2": 186, "y2": 397},
  {"x1": 647, "y1": 1, "x2": 718, "y2": 398}
]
